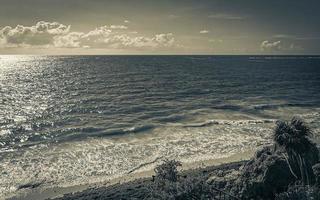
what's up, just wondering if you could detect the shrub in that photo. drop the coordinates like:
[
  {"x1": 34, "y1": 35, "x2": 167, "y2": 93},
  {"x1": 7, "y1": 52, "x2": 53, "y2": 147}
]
[
  {"x1": 274, "y1": 117, "x2": 313, "y2": 154},
  {"x1": 273, "y1": 117, "x2": 319, "y2": 185},
  {"x1": 150, "y1": 160, "x2": 214, "y2": 200},
  {"x1": 275, "y1": 184, "x2": 320, "y2": 200},
  {"x1": 150, "y1": 175, "x2": 213, "y2": 200},
  {"x1": 154, "y1": 159, "x2": 182, "y2": 183}
]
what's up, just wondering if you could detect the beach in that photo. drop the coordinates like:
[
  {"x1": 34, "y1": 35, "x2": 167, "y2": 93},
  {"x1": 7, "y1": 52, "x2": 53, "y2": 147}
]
[{"x1": 8, "y1": 150, "x2": 253, "y2": 200}]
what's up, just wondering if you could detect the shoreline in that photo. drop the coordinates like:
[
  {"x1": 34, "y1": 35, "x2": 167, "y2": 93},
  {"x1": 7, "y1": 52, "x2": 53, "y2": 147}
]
[{"x1": 7, "y1": 150, "x2": 254, "y2": 200}]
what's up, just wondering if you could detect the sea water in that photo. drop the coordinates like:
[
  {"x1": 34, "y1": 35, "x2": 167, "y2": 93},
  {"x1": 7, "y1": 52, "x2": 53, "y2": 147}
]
[{"x1": 0, "y1": 55, "x2": 320, "y2": 198}]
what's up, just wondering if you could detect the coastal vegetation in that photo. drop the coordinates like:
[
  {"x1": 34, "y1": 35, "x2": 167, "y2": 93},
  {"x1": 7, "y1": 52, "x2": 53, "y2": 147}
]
[
  {"x1": 150, "y1": 117, "x2": 320, "y2": 200},
  {"x1": 149, "y1": 159, "x2": 213, "y2": 199}
]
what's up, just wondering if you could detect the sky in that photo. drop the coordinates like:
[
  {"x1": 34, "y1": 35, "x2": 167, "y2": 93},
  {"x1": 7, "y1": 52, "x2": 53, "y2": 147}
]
[{"x1": 0, "y1": 0, "x2": 319, "y2": 55}]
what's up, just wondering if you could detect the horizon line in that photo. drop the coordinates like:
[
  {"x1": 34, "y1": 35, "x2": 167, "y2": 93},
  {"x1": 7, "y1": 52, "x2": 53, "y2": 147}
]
[{"x1": 1, "y1": 54, "x2": 320, "y2": 56}]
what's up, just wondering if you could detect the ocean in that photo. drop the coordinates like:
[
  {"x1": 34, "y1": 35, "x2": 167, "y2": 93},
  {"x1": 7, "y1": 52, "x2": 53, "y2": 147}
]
[{"x1": 1, "y1": 55, "x2": 320, "y2": 198}]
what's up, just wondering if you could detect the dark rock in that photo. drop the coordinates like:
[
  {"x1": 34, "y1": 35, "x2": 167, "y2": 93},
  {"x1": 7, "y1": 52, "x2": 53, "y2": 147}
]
[{"x1": 234, "y1": 146, "x2": 296, "y2": 199}]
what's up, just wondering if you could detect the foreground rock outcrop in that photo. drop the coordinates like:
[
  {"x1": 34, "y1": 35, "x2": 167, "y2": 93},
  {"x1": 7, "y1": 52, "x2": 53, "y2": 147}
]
[
  {"x1": 232, "y1": 117, "x2": 320, "y2": 200},
  {"x1": 233, "y1": 146, "x2": 294, "y2": 199}
]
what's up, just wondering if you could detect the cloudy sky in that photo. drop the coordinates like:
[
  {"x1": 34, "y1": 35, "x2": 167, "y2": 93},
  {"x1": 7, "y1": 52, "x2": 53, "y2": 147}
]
[{"x1": 0, "y1": 0, "x2": 319, "y2": 55}]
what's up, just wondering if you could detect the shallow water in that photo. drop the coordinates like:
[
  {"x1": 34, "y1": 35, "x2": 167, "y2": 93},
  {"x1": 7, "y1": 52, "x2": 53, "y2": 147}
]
[{"x1": 0, "y1": 55, "x2": 320, "y2": 198}]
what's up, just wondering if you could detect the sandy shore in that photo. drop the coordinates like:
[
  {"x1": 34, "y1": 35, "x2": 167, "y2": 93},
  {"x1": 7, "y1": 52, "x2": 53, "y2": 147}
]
[{"x1": 7, "y1": 150, "x2": 254, "y2": 200}]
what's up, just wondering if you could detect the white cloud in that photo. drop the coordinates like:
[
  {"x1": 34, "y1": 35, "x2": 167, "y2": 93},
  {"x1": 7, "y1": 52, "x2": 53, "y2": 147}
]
[
  {"x1": 86, "y1": 26, "x2": 112, "y2": 37},
  {"x1": 97, "y1": 33, "x2": 174, "y2": 49},
  {"x1": 260, "y1": 40, "x2": 304, "y2": 53},
  {"x1": 260, "y1": 40, "x2": 281, "y2": 52},
  {"x1": 200, "y1": 30, "x2": 209, "y2": 34},
  {"x1": 0, "y1": 21, "x2": 70, "y2": 46},
  {"x1": 124, "y1": 20, "x2": 130, "y2": 23},
  {"x1": 55, "y1": 31, "x2": 174, "y2": 49},
  {"x1": 110, "y1": 25, "x2": 128, "y2": 29},
  {"x1": 0, "y1": 21, "x2": 176, "y2": 50},
  {"x1": 154, "y1": 33, "x2": 175, "y2": 46},
  {"x1": 54, "y1": 32, "x2": 84, "y2": 48}
]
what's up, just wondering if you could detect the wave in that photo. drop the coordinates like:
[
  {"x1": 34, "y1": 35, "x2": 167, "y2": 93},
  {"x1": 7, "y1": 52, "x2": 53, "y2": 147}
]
[
  {"x1": 252, "y1": 103, "x2": 314, "y2": 110},
  {"x1": 210, "y1": 104, "x2": 243, "y2": 111},
  {"x1": 184, "y1": 119, "x2": 276, "y2": 128},
  {"x1": 0, "y1": 124, "x2": 155, "y2": 151},
  {"x1": 156, "y1": 114, "x2": 186, "y2": 123}
]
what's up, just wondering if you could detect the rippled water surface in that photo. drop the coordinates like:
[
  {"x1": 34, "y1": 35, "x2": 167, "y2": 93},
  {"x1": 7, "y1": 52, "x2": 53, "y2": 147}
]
[{"x1": 0, "y1": 55, "x2": 320, "y2": 198}]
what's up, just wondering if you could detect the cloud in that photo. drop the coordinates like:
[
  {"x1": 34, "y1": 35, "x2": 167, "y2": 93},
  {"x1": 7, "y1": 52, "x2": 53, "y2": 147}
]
[
  {"x1": 110, "y1": 25, "x2": 128, "y2": 29},
  {"x1": 260, "y1": 40, "x2": 282, "y2": 52},
  {"x1": 260, "y1": 40, "x2": 304, "y2": 52},
  {"x1": 124, "y1": 20, "x2": 130, "y2": 23},
  {"x1": 200, "y1": 30, "x2": 209, "y2": 34},
  {"x1": 100, "y1": 33, "x2": 175, "y2": 49},
  {"x1": 208, "y1": 13, "x2": 247, "y2": 20},
  {"x1": 0, "y1": 21, "x2": 70, "y2": 47},
  {"x1": 53, "y1": 32, "x2": 83, "y2": 48},
  {"x1": 0, "y1": 21, "x2": 176, "y2": 50},
  {"x1": 55, "y1": 31, "x2": 174, "y2": 49},
  {"x1": 154, "y1": 33, "x2": 175, "y2": 47}
]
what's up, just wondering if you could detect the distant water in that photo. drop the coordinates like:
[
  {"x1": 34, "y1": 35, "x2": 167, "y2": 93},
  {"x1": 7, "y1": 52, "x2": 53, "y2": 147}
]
[{"x1": 1, "y1": 55, "x2": 320, "y2": 198}]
